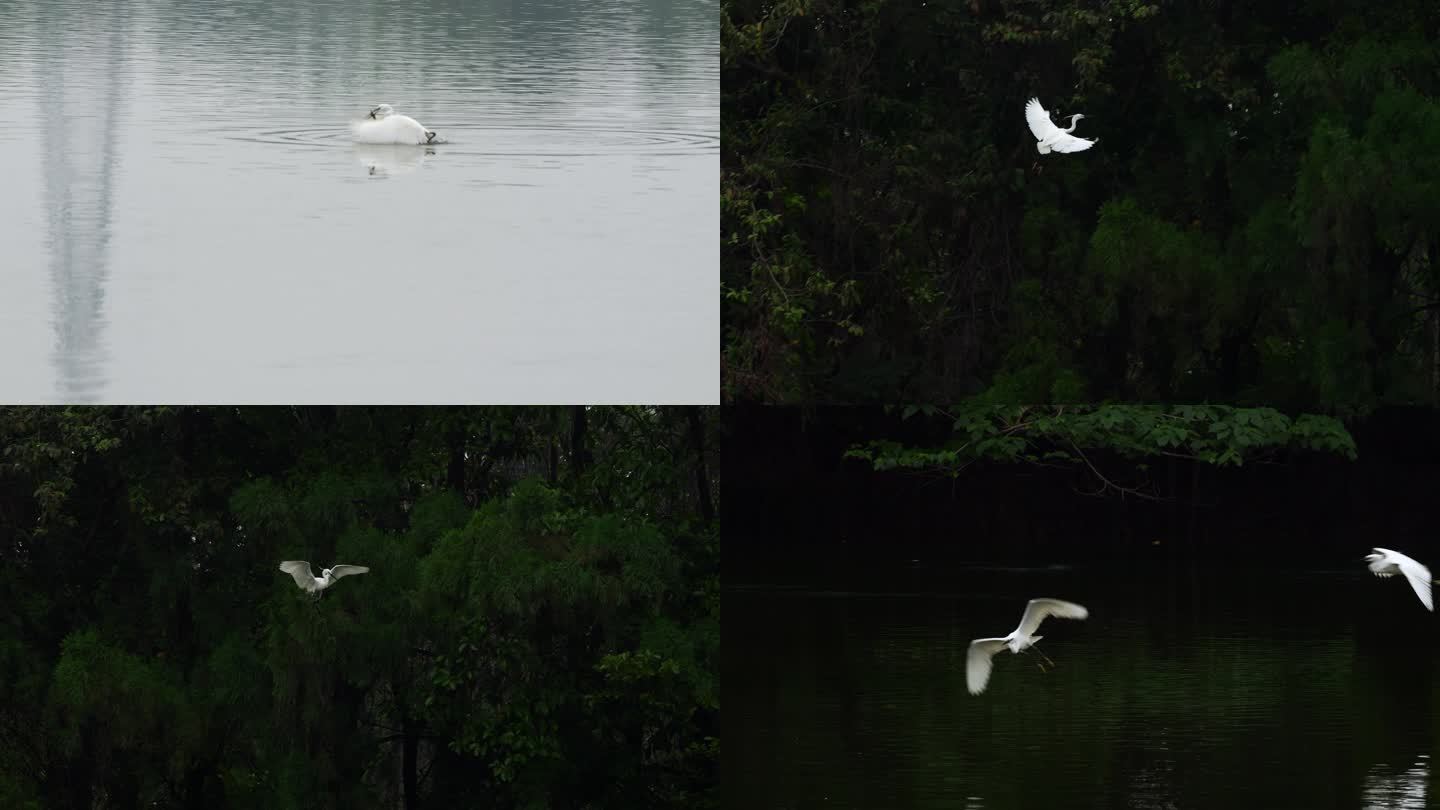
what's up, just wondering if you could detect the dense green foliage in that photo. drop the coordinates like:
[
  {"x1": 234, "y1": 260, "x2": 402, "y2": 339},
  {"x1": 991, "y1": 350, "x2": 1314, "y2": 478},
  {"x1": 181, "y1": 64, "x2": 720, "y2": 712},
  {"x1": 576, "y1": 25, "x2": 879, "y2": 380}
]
[
  {"x1": 845, "y1": 403, "x2": 1356, "y2": 496},
  {"x1": 0, "y1": 407, "x2": 717, "y2": 809},
  {"x1": 723, "y1": 0, "x2": 1440, "y2": 404}
]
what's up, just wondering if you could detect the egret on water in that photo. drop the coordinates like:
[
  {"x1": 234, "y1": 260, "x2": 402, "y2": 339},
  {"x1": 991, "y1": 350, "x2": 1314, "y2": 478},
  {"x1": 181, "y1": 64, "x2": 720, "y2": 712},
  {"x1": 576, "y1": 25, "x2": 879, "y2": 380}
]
[
  {"x1": 1365, "y1": 547, "x2": 1433, "y2": 611},
  {"x1": 279, "y1": 560, "x2": 370, "y2": 599},
  {"x1": 1024, "y1": 97, "x2": 1096, "y2": 155},
  {"x1": 967, "y1": 598, "x2": 1089, "y2": 695},
  {"x1": 351, "y1": 103, "x2": 442, "y2": 145}
]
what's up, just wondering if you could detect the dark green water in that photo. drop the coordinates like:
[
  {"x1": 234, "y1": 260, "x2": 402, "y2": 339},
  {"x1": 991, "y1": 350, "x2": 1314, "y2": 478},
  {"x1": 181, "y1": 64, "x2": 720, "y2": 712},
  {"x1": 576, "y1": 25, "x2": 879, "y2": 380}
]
[{"x1": 727, "y1": 564, "x2": 1438, "y2": 808}]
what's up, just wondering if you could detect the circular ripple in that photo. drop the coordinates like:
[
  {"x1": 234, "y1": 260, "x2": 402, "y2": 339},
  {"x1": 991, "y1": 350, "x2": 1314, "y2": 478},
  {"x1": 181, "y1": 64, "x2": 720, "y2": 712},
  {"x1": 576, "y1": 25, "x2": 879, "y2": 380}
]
[{"x1": 227, "y1": 124, "x2": 717, "y2": 157}]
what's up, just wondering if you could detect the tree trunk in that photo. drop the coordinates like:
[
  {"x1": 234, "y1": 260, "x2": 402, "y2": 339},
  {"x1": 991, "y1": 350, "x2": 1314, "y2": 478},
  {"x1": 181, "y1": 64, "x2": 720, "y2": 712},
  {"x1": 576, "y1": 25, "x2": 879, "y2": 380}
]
[
  {"x1": 182, "y1": 763, "x2": 211, "y2": 810},
  {"x1": 53, "y1": 723, "x2": 95, "y2": 810},
  {"x1": 570, "y1": 406, "x2": 591, "y2": 480},
  {"x1": 1106, "y1": 294, "x2": 1133, "y2": 396},
  {"x1": 1431, "y1": 282, "x2": 1438, "y2": 403},
  {"x1": 446, "y1": 426, "x2": 466, "y2": 501},
  {"x1": 685, "y1": 408, "x2": 715, "y2": 525},
  {"x1": 402, "y1": 716, "x2": 419, "y2": 810},
  {"x1": 1187, "y1": 462, "x2": 1201, "y2": 551}
]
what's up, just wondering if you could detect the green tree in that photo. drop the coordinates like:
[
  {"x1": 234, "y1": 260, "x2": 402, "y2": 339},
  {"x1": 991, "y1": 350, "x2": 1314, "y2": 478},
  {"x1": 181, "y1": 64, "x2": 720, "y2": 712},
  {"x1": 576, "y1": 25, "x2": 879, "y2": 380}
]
[
  {"x1": 846, "y1": 403, "x2": 1357, "y2": 498},
  {"x1": 0, "y1": 406, "x2": 717, "y2": 809},
  {"x1": 723, "y1": 0, "x2": 1440, "y2": 406}
]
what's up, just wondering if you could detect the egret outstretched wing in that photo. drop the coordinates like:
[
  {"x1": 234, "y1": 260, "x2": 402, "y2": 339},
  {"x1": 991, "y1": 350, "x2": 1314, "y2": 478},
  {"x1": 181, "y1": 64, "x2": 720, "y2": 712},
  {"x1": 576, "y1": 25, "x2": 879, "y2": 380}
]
[
  {"x1": 1025, "y1": 97, "x2": 1096, "y2": 153},
  {"x1": 1048, "y1": 133, "x2": 1096, "y2": 153},
  {"x1": 279, "y1": 560, "x2": 316, "y2": 590},
  {"x1": 1371, "y1": 547, "x2": 1432, "y2": 611},
  {"x1": 1025, "y1": 97, "x2": 1060, "y2": 141},
  {"x1": 1016, "y1": 598, "x2": 1089, "y2": 637},
  {"x1": 328, "y1": 565, "x2": 370, "y2": 580},
  {"x1": 966, "y1": 638, "x2": 1009, "y2": 695}
]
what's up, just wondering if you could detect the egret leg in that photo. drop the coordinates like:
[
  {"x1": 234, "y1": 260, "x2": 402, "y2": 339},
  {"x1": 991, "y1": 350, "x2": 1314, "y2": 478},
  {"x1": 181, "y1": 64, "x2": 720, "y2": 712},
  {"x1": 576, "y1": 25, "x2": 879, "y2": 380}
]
[
  {"x1": 1035, "y1": 648, "x2": 1056, "y2": 669},
  {"x1": 1023, "y1": 649, "x2": 1047, "y2": 671}
]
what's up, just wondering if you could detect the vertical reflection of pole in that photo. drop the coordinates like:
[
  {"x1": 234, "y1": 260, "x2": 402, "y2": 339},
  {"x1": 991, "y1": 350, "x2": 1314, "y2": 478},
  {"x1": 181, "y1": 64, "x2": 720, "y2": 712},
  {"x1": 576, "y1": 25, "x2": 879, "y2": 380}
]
[{"x1": 39, "y1": 3, "x2": 127, "y2": 402}]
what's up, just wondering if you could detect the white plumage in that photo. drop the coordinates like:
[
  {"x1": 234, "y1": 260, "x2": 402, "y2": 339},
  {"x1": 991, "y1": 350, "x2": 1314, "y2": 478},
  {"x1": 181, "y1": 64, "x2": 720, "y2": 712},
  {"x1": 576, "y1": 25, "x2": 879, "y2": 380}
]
[
  {"x1": 1365, "y1": 547, "x2": 1433, "y2": 611},
  {"x1": 279, "y1": 560, "x2": 370, "y2": 598},
  {"x1": 351, "y1": 103, "x2": 442, "y2": 146},
  {"x1": 967, "y1": 598, "x2": 1089, "y2": 695},
  {"x1": 1024, "y1": 97, "x2": 1096, "y2": 154}
]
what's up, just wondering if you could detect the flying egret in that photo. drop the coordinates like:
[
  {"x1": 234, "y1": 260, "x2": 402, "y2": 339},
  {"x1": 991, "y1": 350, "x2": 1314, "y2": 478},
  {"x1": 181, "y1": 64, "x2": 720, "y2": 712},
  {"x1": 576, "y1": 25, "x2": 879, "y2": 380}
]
[
  {"x1": 966, "y1": 598, "x2": 1089, "y2": 695},
  {"x1": 279, "y1": 560, "x2": 370, "y2": 599},
  {"x1": 1365, "y1": 547, "x2": 1433, "y2": 611},
  {"x1": 351, "y1": 103, "x2": 442, "y2": 145},
  {"x1": 1024, "y1": 97, "x2": 1096, "y2": 156}
]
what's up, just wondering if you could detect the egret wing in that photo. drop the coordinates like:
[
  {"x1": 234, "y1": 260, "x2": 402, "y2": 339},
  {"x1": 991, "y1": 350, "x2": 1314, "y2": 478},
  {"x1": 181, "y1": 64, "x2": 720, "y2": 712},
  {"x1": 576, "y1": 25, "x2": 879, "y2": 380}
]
[
  {"x1": 279, "y1": 560, "x2": 315, "y2": 590},
  {"x1": 1391, "y1": 552, "x2": 1433, "y2": 611},
  {"x1": 1025, "y1": 97, "x2": 1060, "y2": 142},
  {"x1": 1048, "y1": 133, "x2": 1096, "y2": 153},
  {"x1": 328, "y1": 564, "x2": 370, "y2": 580},
  {"x1": 966, "y1": 638, "x2": 1008, "y2": 695},
  {"x1": 1016, "y1": 598, "x2": 1089, "y2": 636},
  {"x1": 1368, "y1": 547, "x2": 1398, "y2": 576}
]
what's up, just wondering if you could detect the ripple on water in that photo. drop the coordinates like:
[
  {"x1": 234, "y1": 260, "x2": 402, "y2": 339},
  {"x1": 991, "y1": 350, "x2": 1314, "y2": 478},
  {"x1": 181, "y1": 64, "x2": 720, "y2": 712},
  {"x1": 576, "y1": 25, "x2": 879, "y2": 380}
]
[{"x1": 225, "y1": 123, "x2": 718, "y2": 157}]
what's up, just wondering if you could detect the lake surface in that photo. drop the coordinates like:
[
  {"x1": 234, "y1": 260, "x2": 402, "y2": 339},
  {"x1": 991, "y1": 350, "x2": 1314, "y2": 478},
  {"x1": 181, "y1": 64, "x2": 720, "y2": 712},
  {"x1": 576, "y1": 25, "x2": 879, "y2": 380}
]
[
  {"x1": 727, "y1": 563, "x2": 1438, "y2": 809},
  {"x1": 0, "y1": 0, "x2": 717, "y2": 403}
]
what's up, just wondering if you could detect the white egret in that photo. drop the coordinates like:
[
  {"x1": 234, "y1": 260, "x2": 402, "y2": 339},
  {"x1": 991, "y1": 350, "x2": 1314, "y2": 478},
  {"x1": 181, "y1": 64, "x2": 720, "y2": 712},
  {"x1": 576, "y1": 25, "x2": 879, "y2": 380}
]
[
  {"x1": 1365, "y1": 547, "x2": 1433, "y2": 611},
  {"x1": 966, "y1": 598, "x2": 1089, "y2": 695},
  {"x1": 351, "y1": 103, "x2": 442, "y2": 145},
  {"x1": 279, "y1": 560, "x2": 370, "y2": 599},
  {"x1": 1024, "y1": 97, "x2": 1096, "y2": 155}
]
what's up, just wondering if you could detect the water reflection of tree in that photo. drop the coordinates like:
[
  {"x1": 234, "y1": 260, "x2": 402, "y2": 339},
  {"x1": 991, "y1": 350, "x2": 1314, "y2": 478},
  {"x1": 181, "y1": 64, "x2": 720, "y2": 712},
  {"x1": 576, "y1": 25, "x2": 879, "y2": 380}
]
[{"x1": 38, "y1": 3, "x2": 130, "y2": 401}]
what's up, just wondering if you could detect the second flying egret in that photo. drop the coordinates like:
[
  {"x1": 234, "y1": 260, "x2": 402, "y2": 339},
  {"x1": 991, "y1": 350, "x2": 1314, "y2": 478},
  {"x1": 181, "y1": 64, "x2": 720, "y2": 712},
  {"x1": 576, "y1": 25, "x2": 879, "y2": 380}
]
[
  {"x1": 279, "y1": 560, "x2": 370, "y2": 599},
  {"x1": 1025, "y1": 97, "x2": 1096, "y2": 155},
  {"x1": 1365, "y1": 547, "x2": 1433, "y2": 611},
  {"x1": 967, "y1": 598, "x2": 1089, "y2": 695}
]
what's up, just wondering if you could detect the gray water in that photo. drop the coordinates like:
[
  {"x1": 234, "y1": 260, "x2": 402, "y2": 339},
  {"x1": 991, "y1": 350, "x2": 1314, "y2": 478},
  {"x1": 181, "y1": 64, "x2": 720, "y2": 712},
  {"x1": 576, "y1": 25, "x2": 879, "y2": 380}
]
[
  {"x1": 727, "y1": 565, "x2": 1440, "y2": 809},
  {"x1": 0, "y1": 0, "x2": 717, "y2": 403}
]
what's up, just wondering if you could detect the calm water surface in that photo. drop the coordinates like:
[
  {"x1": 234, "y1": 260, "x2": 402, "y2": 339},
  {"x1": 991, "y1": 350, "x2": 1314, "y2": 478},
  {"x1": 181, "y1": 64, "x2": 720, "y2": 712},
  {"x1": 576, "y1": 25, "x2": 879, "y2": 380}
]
[
  {"x1": 0, "y1": 0, "x2": 716, "y2": 402},
  {"x1": 728, "y1": 564, "x2": 1439, "y2": 809}
]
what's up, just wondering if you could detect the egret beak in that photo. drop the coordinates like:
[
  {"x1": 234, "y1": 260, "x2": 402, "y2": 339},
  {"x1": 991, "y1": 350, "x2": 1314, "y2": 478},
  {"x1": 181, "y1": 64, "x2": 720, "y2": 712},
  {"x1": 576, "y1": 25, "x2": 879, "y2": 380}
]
[{"x1": 369, "y1": 108, "x2": 380, "y2": 119}]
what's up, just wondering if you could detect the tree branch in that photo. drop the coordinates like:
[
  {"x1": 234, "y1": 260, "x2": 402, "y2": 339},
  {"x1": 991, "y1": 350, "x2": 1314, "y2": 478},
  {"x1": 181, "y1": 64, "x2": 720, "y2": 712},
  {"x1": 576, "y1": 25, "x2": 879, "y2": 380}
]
[{"x1": 1069, "y1": 441, "x2": 1162, "y2": 501}]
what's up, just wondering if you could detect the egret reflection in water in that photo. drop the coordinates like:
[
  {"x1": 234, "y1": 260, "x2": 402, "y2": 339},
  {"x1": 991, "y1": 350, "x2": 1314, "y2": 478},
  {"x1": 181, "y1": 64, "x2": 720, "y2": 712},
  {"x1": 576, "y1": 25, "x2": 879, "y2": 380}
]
[
  {"x1": 1361, "y1": 755, "x2": 1429, "y2": 809},
  {"x1": 354, "y1": 144, "x2": 436, "y2": 177}
]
